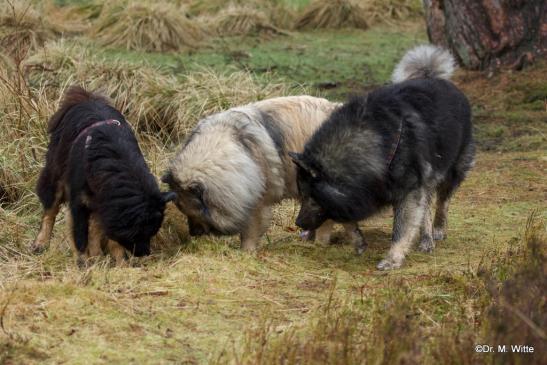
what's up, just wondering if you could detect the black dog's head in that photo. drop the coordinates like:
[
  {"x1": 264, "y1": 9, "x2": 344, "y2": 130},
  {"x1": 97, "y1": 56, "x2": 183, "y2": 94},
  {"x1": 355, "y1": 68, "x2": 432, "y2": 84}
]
[
  {"x1": 100, "y1": 190, "x2": 176, "y2": 256},
  {"x1": 289, "y1": 151, "x2": 353, "y2": 230}
]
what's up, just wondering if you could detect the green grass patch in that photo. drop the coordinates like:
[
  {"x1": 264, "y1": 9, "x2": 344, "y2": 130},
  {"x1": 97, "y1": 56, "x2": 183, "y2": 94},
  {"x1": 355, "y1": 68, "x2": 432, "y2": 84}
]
[{"x1": 86, "y1": 23, "x2": 426, "y2": 100}]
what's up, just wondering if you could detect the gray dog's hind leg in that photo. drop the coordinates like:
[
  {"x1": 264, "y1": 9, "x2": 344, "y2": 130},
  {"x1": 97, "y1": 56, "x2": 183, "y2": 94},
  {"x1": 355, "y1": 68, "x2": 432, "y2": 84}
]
[
  {"x1": 434, "y1": 142, "x2": 475, "y2": 241},
  {"x1": 419, "y1": 191, "x2": 435, "y2": 252},
  {"x1": 433, "y1": 193, "x2": 450, "y2": 241},
  {"x1": 377, "y1": 188, "x2": 427, "y2": 270}
]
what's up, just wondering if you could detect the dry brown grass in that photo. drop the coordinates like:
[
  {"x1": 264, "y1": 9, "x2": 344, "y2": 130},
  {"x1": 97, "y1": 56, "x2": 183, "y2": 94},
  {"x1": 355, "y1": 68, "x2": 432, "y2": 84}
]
[
  {"x1": 21, "y1": 40, "x2": 80, "y2": 75},
  {"x1": 0, "y1": 69, "x2": 56, "y2": 212},
  {"x1": 295, "y1": 0, "x2": 369, "y2": 30},
  {"x1": 21, "y1": 41, "x2": 293, "y2": 141},
  {"x1": 295, "y1": 0, "x2": 423, "y2": 30},
  {"x1": 190, "y1": 0, "x2": 297, "y2": 30},
  {"x1": 0, "y1": 0, "x2": 56, "y2": 60},
  {"x1": 0, "y1": 50, "x2": 15, "y2": 73},
  {"x1": 133, "y1": 67, "x2": 293, "y2": 139},
  {"x1": 41, "y1": 0, "x2": 95, "y2": 35},
  {"x1": 92, "y1": 1, "x2": 205, "y2": 52},
  {"x1": 365, "y1": 0, "x2": 424, "y2": 25},
  {"x1": 483, "y1": 214, "x2": 547, "y2": 365},
  {"x1": 203, "y1": 5, "x2": 286, "y2": 37}
]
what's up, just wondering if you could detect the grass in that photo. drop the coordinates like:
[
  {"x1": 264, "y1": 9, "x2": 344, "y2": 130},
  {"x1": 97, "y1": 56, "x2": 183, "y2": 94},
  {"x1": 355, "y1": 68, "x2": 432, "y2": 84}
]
[
  {"x1": 1, "y1": 0, "x2": 546, "y2": 364},
  {"x1": 92, "y1": 22, "x2": 426, "y2": 100},
  {"x1": 91, "y1": 1, "x2": 204, "y2": 52}
]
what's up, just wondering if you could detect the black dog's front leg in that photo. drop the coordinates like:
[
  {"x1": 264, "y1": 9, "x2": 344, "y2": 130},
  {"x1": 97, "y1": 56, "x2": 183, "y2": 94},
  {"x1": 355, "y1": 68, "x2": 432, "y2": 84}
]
[{"x1": 70, "y1": 201, "x2": 90, "y2": 260}]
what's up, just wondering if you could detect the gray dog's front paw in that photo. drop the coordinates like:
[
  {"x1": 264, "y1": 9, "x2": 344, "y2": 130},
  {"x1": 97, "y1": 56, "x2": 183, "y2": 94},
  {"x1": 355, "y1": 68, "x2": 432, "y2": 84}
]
[
  {"x1": 376, "y1": 258, "x2": 402, "y2": 270},
  {"x1": 433, "y1": 228, "x2": 445, "y2": 241},
  {"x1": 418, "y1": 238, "x2": 435, "y2": 253}
]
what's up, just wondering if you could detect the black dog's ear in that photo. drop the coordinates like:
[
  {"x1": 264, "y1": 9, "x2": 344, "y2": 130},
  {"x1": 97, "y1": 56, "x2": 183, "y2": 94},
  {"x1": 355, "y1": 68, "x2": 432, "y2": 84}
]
[
  {"x1": 288, "y1": 151, "x2": 318, "y2": 178},
  {"x1": 161, "y1": 191, "x2": 177, "y2": 203},
  {"x1": 161, "y1": 171, "x2": 174, "y2": 185}
]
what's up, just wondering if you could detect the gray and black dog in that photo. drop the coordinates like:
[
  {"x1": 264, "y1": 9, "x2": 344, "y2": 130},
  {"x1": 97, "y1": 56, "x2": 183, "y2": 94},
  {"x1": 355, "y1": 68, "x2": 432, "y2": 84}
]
[{"x1": 289, "y1": 45, "x2": 475, "y2": 270}]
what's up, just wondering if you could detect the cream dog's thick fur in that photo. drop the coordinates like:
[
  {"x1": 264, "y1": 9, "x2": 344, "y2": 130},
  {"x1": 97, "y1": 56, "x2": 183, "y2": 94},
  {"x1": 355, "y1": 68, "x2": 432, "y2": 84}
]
[{"x1": 164, "y1": 95, "x2": 358, "y2": 250}]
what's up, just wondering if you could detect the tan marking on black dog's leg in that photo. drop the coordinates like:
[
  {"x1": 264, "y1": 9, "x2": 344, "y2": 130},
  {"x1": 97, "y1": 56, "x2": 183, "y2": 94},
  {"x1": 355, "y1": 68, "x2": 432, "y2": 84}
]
[
  {"x1": 343, "y1": 222, "x2": 367, "y2": 255},
  {"x1": 419, "y1": 192, "x2": 435, "y2": 253},
  {"x1": 32, "y1": 190, "x2": 62, "y2": 253},
  {"x1": 87, "y1": 215, "x2": 106, "y2": 258},
  {"x1": 378, "y1": 189, "x2": 426, "y2": 270},
  {"x1": 240, "y1": 204, "x2": 270, "y2": 252},
  {"x1": 315, "y1": 220, "x2": 334, "y2": 246},
  {"x1": 433, "y1": 196, "x2": 450, "y2": 241},
  {"x1": 105, "y1": 240, "x2": 128, "y2": 267}
]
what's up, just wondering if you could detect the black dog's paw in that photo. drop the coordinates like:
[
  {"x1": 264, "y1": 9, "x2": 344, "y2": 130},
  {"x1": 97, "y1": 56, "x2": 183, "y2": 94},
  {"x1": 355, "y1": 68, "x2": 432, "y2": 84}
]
[{"x1": 29, "y1": 240, "x2": 48, "y2": 254}]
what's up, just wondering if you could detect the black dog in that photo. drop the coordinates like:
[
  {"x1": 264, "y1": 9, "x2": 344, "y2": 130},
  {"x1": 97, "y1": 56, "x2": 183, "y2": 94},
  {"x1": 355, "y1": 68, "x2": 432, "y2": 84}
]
[
  {"x1": 32, "y1": 86, "x2": 175, "y2": 265},
  {"x1": 289, "y1": 45, "x2": 475, "y2": 270}
]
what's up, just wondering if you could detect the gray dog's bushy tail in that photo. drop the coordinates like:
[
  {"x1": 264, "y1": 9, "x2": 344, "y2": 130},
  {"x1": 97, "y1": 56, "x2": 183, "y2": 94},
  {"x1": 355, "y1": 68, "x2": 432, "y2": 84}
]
[{"x1": 391, "y1": 44, "x2": 456, "y2": 83}]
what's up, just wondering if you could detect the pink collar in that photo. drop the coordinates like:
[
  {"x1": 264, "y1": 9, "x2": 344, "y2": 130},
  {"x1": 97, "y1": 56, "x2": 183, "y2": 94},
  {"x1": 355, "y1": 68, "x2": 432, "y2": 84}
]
[{"x1": 73, "y1": 119, "x2": 122, "y2": 147}]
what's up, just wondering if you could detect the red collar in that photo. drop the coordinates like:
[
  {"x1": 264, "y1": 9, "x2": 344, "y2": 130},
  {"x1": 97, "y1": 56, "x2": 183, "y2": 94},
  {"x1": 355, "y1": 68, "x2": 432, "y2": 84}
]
[{"x1": 73, "y1": 119, "x2": 122, "y2": 147}]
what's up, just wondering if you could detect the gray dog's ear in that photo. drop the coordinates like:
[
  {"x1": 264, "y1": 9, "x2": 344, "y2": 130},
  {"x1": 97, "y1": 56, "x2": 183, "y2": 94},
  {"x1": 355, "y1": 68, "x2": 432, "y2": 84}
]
[
  {"x1": 161, "y1": 171, "x2": 174, "y2": 185},
  {"x1": 161, "y1": 191, "x2": 177, "y2": 203},
  {"x1": 288, "y1": 151, "x2": 318, "y2": 178}
]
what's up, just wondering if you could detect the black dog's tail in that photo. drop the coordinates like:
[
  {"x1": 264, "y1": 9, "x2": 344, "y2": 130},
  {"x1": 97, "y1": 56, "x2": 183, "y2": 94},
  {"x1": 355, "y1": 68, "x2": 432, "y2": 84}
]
[
  {"x1": 48, "y1": 86, "x2": 110, "y2": 133},
  {"x1": 391, "y1": 44, "x2": 455, "y2": 83}
]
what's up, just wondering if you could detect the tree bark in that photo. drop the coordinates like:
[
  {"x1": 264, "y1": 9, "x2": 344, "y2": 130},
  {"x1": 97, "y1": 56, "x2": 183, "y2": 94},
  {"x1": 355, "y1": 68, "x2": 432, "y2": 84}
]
[{"x1": 423, "y1": 0, "x2": 547, "y2": 70}]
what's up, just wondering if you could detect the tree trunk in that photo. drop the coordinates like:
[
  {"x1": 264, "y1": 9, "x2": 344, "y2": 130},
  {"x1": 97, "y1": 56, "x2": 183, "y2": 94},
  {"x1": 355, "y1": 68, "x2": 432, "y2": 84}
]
[{"x1": 423, "y1": 0, "x2": 547, "y2": 70}]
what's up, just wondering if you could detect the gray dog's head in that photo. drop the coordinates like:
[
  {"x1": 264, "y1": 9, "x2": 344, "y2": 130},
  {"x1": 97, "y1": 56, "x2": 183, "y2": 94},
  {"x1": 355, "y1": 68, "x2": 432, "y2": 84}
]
[
  {"x1": 288, "y1": 152, "x2": 330, "y2": 230},
  {"x1": 289, "y1": 151, "x2": 362, "y2": 230}
]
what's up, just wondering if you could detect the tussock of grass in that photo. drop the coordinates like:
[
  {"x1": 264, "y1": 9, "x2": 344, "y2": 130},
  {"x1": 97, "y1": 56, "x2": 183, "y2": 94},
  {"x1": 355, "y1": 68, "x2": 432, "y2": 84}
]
[
  {"x1": 21, "y1": 40, "x2": 80, "y2": 75},
  {"x1": 41, "y1": 0, "x2": 94, "y2": 35},
  {"x1": 365, "y1": 0, "x2": 424, "y2": 25},
  {"x1": 295, "y1": 0, "x2": 369, "y2": 30},
  {"x1": 204, "y1": 5, "x2": 286, "y2": 37},
  {"x1": 190, "y1": 0, "x2": 297, "y2": 30},
  {"x1": 0, "y1": 0, "x2": 56, "y2": 59},
  {"x1": 295, "y1": 0, "x2": 423, "y2": 30},
  {"x1": 22, "y1": 41, "x2": 292, "y2": 140},
  {"x1": 0, "y1": 81, "x2": 51, "y2": 216},
  {"x1": 134, "y1": 67, "x2": 292, "y2": 139},
  {"x1": 92, "y1": 1, "x2": 204, "y2": 52},
  {"x1": 189, "y1": 0, "x2": 291, "y2": 16}
]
